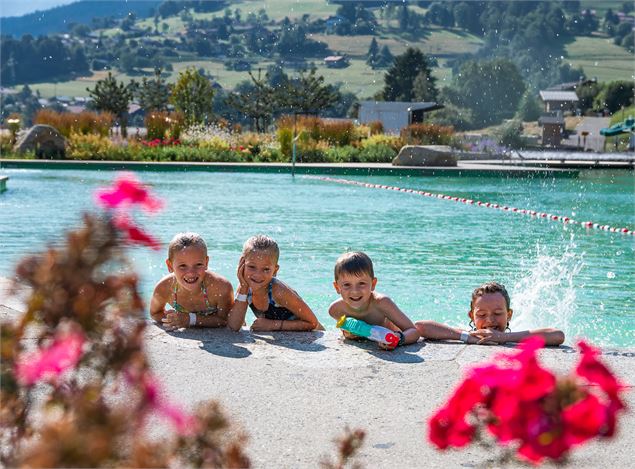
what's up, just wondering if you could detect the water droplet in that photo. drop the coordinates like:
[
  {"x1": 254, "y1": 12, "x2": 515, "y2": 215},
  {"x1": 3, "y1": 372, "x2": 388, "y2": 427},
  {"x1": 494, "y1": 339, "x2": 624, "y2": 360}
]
[{"x1": 607, "y1": 272, "x2": 616, "y2": 279}]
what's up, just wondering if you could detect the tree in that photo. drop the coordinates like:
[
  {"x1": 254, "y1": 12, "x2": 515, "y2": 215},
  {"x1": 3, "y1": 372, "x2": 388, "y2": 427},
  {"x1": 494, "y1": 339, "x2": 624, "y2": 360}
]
[
  {"x1": 594, "y1": 81, "x2": 635, "y2": 114},
  {"x1": 576, "y1": 81, "x2": 601, "y2": 113},
  {"x1": 87, "y1": 72, "x2": 136, "y2": 137},
  {"x1": 225, "y1": 69, "x2": 277, "y2": 132},
  {"x1": 170, "y1": 67, "x2": 215, "y2": 126},
  {"x1": 516, "y1": 91, "x2": 542, "y2": 121},
  {"x1": 412, "y1": 69, "x2": 438, "y2": 102},
  {"x1": 382, "y1": 47, "x2": 437, "y2": 102},
  {"x1": 446, "y1": 59, "x2": 526, "y2": 127},
  {"x1": 376, "y1": 45, "x2": 394, "y2": 68},
  {"x1": 366, "y1": 37, "x2": 379, "y2": 66},
  {"x1": 279, "y1": 68, "x2": 340, "y2": 114},
  {"x1": 138, "y1": 68, "x2": 170, "y2": 112}
]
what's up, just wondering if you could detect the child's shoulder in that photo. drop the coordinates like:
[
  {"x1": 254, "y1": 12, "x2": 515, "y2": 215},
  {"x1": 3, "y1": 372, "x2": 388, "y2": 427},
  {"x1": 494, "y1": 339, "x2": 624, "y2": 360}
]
[
  {"x1": 153, "y1": 274, "x2": 175, "y2": 295},
  {"x1": 204, "y1": 270, "x2": 232, "y2": 290},
  {"x1": 372, "y1": 291, "x2": 394, "y2": 306}
]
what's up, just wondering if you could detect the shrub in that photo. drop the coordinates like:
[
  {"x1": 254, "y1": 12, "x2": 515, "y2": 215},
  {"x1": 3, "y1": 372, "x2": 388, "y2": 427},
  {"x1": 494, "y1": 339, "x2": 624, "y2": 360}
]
[
  {"x1": 34, "y1": 109, "x2": 113, "y2": 137},
  {"x1": 145, "y1": 111, "x2": 184, "y2": 141},
  {"x1": 369, "y1": 120, "x2": 384, "y2": 135},
  {"x1": 400, "y1": 123, "x2": 454, "y2": 145},
  {"x1": 358, "y1": 144, "x2": 397, "y2": 162},
  {"x1": 277, "y1": 127, "x2": 293, "y2": 158},
  {"x1": 496, "y1": 120, "x2": 524, "y2": 150},
  {"x1": 319, "y1": 120, "x2": 355, "y2": 146},
  {"x1": 67, "y1": 132, "x2": 127, "y2": 160},
  {"x1": 325, "y1": 145, "x2": 361, "y2": 163},
  {"x1": 360, "y1": 134, "x2": 404, "y2": 152}
]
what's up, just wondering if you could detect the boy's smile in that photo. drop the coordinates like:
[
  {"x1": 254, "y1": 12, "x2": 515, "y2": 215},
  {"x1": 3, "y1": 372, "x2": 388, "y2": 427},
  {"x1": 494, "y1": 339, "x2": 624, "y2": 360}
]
[
  {"x1": 469, "y1": 292, "x2": 513, "y2": 331},
  {"x1": 334, "y1": 272, "x2": 377, "y2": 311}
]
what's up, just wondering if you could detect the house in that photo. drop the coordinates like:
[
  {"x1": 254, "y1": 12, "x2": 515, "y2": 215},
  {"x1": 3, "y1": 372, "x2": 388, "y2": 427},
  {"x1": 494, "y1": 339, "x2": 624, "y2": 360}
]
[
  {"x1": 547, "y1": 79, "x2": 596, "y2": 92},
  {"x1": 358, "y1": 101, "x2": 444, "y2": 134},
  {"x1": 324, "y1": 55, "x2": 349, "y2": 68},
  {"x1": 538, "y1": 111, "x2": 565, "y2": 147},
  {"x1": 539, "y1": 90, "x2": 579, "y2": 113}
]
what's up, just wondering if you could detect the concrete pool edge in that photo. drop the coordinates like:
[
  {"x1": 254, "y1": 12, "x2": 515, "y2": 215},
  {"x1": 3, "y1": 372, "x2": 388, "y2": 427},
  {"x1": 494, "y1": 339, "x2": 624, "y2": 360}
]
[
  {"x1": 0, "y1": 175, "x2": 7, "y2": 192},
  {"x1": 0, "y1": 159, "x2": 580, "y2": 178},
  {"x1": 1, "y1": 277, "x2": 634, "y2": 468}
]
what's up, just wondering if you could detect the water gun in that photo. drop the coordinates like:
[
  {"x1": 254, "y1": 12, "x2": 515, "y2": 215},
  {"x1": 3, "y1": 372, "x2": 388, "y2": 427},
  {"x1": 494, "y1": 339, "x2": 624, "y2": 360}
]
[{"x1": 336, "y1": 315, "x2": 399, "y2": 348}]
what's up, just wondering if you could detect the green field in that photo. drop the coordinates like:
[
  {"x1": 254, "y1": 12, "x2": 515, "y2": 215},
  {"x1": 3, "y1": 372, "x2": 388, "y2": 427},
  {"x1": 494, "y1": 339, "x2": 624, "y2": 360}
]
[{"x1": 565, "y1": 36, "x2": 635, "y2": 82}]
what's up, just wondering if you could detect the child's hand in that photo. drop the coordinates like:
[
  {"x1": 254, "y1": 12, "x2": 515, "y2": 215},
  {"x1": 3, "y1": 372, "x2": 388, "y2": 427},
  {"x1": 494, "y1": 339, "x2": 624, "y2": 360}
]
[
  {"x1": 341, "y1": 330, "x2": 364, "y2": 341},
  {"x1": 162, "y1": 310, "x2": 188, "y2": 331},
  {"x1": 378, "y1": 340, "x2": 397, "y2": 351},
  {"x1": 470, "y1": 329, "x2": 503, "y2": 345},
  {"x1": 250, "y1": 318, "x2": 272, "y2": 331},
  {"x1": 236, "y1": 256, "x2": 248, "y2": 291}
]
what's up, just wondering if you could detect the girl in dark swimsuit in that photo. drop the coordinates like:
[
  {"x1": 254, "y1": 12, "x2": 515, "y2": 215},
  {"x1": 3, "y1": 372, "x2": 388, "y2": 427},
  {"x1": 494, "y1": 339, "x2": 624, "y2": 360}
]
[{"x1": 227, "y1": 235, "x2": 322, "y2": 332}]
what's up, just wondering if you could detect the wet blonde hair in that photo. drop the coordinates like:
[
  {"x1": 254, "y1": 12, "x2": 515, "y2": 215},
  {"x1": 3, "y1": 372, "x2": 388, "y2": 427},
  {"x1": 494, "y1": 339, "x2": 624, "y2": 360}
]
[
  {"x1": 242, "y1": 235, "x2": 279, "y2": 263},
  {"x1": 168, "y1": 232, "x2": 207, "y2": 260}
]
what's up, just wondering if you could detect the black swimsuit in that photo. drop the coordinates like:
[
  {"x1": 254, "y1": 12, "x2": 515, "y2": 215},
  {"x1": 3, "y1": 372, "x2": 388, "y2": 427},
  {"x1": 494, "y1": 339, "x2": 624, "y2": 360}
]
[{"x1": 248, "y1": 279, "x2": 297, "y2": 321}]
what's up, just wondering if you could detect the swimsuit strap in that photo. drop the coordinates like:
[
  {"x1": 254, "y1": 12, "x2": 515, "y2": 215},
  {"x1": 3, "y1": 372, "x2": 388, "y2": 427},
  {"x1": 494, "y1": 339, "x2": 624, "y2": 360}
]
[
  {"x1": 268, "y1": 279, "x2": 275, "y2": 305},
  {"x1": 172, "y1": 280, "x2": 214, "y2": 314},
  {"x1": 200, "y1": 282, "x2": 213, "y2": 310}
]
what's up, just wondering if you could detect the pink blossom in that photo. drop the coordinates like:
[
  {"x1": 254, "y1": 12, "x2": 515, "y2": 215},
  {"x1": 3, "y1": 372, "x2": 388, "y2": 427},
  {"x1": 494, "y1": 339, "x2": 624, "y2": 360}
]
[
  {"x1": 15, "y1": 330, "x2": 85, "y2": 386},
  {"x1": 95, "y1": 172, "x2": 163, "y2": 213},
  {"x1": 113, "y1": 213, "x2": 161, "y2": 250}
]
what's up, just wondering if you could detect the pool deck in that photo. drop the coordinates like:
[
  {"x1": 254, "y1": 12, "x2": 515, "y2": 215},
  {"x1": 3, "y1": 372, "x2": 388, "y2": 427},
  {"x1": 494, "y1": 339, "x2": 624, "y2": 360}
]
[
  {"x1": 0, "y1": 158, "x2": 581, "y2": 177},
  {"x1": 1, "y1": 276, "x2": 634, "y2": 468}
]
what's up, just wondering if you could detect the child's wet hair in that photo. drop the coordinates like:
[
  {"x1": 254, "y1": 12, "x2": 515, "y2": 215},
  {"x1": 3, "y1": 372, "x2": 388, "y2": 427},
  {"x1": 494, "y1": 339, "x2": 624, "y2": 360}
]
[
  {"x1": 242, "y1": 235, "x2": 279, "y2": 263},
  {"x1": 334, "y1": 251, "x2": 374, "y2": 280},
  {"x1": 168, "y1": 232, "x2": 207, "y2": 260},
  {"x1": 470, "y1": 282, "x2": 511, "y2": 310}
]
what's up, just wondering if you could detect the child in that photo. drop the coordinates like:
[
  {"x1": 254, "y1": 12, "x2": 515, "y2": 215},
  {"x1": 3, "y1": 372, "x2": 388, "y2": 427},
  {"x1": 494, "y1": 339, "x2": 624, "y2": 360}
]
[
  {"x1": 150, "y1": 232, "x2": 234, "y2": 330},
  {"x1": 329, "y1": 251, "x2": 419, "y2": 350},
  {"x1": 415, "y1": 282, "x2": 565, "y2": 346},
  {"x1": 227, "y1": 235, "x2": 322, "y2": 332}
]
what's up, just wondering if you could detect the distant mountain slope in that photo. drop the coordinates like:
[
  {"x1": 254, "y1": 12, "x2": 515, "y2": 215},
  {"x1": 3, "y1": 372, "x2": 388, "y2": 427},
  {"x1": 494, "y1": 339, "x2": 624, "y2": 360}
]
[{"x1": 1, "y1": 0, "x2": 161, "y2": 37}]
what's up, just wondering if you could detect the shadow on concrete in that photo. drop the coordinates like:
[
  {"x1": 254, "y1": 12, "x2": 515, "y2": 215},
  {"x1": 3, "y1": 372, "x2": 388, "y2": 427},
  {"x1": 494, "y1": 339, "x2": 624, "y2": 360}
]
[
  {"x1": 342, "y1": 337, "x2": 427, "y2": 363},
  {"x1": 160, "y1": 327, "x2": 255, "y2": 359},
  {"x1": 249, "y1": 331, "x2": 328, "y2": 352}
]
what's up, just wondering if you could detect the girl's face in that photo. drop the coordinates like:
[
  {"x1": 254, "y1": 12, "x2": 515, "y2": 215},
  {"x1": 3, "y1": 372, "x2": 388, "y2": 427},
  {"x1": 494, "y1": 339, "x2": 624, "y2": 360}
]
[
  {"x1": 469, "y1": 292, "x2": 513, "y2": 331},
  {"x1": 166, "y1": 246, "x2": 209, "y2": 291},
  {"x1": 243, "y1": 251, "x2": 279, "y2": 292},
  {"x1": 333, "y1": 272, "x2": 377, "y2": 311}
]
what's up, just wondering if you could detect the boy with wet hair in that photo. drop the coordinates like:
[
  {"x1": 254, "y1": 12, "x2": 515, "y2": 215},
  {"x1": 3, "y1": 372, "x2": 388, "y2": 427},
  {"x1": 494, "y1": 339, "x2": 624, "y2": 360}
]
[{"x1": 329, "y1": 251, "x2": 419, "y2": 349}]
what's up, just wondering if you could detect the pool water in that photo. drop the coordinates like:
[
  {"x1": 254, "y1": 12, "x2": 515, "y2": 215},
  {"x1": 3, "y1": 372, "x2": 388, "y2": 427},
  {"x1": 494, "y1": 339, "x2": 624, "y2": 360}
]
[{"x1": 0, "y1": 169, "x2": 633, "y2": 347}]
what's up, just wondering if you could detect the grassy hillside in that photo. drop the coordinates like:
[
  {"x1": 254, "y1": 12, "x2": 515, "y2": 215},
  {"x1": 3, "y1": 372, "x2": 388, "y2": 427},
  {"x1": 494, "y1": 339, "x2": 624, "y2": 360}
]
[{"x1": 565, "y1": 36, "x2": 635, "y2": 82}]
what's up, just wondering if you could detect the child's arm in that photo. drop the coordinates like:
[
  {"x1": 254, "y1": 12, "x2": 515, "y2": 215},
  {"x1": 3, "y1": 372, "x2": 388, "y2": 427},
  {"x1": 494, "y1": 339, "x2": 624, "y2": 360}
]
[
  {"x1": 251, "y1": 281, "x2": 320, "y2": 332},
  {"x1": 377, "y1": 297, "x2": 420, "y2": 349},
  {"x1": 227, "y1": 257, "x2": 249, "y2": 332},
  {"x1": 471, "y1": 328, "x2": 565, "y2": 346},
  {"x1": 193, "y1": 275, "x2": 233, "y2": 328},
  {"x1": 415, "y1": 320, "x2": 479, "y2": 343},
  {"x1": 149, "y1": 278, "x2": 170, "y2": 323},
  {"x1": 328, "y1": 301, "x2": 362, "y2": 340}
]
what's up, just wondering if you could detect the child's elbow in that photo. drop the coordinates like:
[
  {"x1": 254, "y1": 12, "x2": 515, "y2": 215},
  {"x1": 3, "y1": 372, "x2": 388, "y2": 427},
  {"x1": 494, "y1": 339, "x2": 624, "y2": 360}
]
[{"x1": 551, "y1": 330, "x2": 565, "y2": 346}]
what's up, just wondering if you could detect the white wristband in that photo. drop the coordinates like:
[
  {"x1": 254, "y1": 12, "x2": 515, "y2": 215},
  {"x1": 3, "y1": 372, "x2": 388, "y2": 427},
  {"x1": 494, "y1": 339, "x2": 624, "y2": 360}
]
[
  {"x1": 235, "y1": 292, "x2": 248, "y2": 302},
  {"x1": 189, "y1": 313, "x2": 196, "y2": 327},
  {"x1": 460, "y1": 331, "x2": 469, "y2": 343}
]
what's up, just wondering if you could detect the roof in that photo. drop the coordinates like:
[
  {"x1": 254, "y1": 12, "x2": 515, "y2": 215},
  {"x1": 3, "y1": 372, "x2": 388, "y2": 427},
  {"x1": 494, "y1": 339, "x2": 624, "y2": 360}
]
[
  {"x1": 324, "y1": 56, "x2": 346, "y2": 62},
  {"x1": 360, "y1": 101, "x2": 443, "y2": 112},
  {"x1": 539, "y1": 90, "x2": 579, "y2": 102}
]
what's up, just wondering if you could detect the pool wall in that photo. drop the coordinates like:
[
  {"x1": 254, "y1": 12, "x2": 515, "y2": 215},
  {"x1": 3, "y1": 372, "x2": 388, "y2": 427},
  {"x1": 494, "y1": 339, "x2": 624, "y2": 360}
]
[{"x1": 0, "y1": 159, "x2": 579, "y2": 178}]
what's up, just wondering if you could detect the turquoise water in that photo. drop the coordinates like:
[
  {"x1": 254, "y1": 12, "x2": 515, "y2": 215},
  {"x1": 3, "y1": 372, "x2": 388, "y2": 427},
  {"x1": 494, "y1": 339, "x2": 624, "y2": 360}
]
[{"x1": 0, "y1": 169, "x2": 633, "y2": 347}]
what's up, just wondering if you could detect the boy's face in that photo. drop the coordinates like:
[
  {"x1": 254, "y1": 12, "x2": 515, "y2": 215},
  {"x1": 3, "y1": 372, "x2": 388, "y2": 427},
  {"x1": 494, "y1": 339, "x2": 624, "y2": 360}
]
[
  {"x1": 243, "y1": 251, "x2": 279, "y2": 291},
  {"x1": 469, "y1": 292, "x2": 513, "y2": 331},
  {"x1": 333, "y1": 272, "x2": 377, "y2": 310},
  {"x1": 166, "y1": 246, "x2": 209, "y2": 292}
]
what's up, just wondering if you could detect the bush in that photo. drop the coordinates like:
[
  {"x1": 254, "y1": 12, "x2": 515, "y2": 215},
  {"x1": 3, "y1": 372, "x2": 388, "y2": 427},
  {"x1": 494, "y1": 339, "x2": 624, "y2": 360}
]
[
  {"x1": 325, "y1": 145, "x2": 361, "y2": 163},
  {"x1": 496, "y1": 120, "x2": 524, "y2": 150},
  {"x1": 277, "y1": 127, "x2": 293, "y2": 158},
  {"x1": 144, "y1": 111, "x2": 184, "y2": 141},
  {"x1": 400, "y1": 123, "x2": 454, "y2": 145},
  {"x1": 428, "y1": 104, "x2": 475, "y2": 131},
  {"x1": 358, "y1": 144, "x2": 397, "y2": 162},
  {"x1": 369, "y1": 120, "x2": 384, "y2": 135},
  {"x1": 67, "y1": 132, "x2": 126, "y2": 160},
  {"x1": 34, "y1": 110, "x2": 113, "y2": 137},
  {"x1": 360, "y1": 134, "x2": 404, "y2": 152}
]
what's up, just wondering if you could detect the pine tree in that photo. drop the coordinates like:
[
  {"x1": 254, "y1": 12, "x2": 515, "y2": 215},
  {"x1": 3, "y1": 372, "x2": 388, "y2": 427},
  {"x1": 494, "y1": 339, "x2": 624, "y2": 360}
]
[
  {"x1": 382, "y1": 48, "x2": 436, "y2": 101},
  {"x1": 139, "y1": 68, "x2": 170, "y2": 112},
  {"x1": 280, "y1": 67, "x2": 340, "y2": 114},
  {"x1": 412, "y1": 69, "x2": 438, "y2": 102},
  {"x1": 377, "y1": 45, "x2": 393, "y2": 68},
  {"x1": 366, "y1": 38, "x2": 379, "y2": 67},
  {"x1": 225, "y1": 69, "x2": 276, "y2": 132},
  {"x1": 87, "y1": 72, "x2": 136, "y2": 137}
]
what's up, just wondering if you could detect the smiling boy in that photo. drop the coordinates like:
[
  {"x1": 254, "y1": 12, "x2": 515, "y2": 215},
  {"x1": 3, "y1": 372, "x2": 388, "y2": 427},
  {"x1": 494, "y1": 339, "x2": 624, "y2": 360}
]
[{"x1": 329, "y1": 251, "x2": 419, "y2": 349}]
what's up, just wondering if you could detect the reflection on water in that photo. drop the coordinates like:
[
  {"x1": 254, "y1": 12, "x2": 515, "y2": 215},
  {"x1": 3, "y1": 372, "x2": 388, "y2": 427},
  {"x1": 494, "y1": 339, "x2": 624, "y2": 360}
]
[{"x1": 0, "y1": 169, "x2": 633, "y2": 347}]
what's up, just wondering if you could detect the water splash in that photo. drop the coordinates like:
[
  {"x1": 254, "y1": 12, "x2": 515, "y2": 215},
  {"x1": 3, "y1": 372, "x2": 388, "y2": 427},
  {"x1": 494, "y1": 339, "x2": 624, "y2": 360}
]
[{"x1": 511, "y1": 240, "x2": 585, "y2": 344}]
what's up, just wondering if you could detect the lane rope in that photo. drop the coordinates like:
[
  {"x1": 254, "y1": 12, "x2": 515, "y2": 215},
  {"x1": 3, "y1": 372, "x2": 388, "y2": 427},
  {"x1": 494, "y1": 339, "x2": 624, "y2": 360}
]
[{"x1": 308, "y1": 176, "x2": 635, "y2": 236}]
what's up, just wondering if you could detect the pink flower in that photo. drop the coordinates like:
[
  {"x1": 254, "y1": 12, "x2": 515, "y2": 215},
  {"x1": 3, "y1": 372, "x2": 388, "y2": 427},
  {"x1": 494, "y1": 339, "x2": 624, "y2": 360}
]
[
  {"x1": 137, "y1": 372, "x2": 198, "y2": 436},
  {"x1": 15, "y1": 330, "x2": 85, "y2": 386},
  {"x1": 95, "y1": 172, "x2": 163, "y2": 213},
  {"x1": 113, "y1": 213, "x2": 161, "y2": 250}
]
